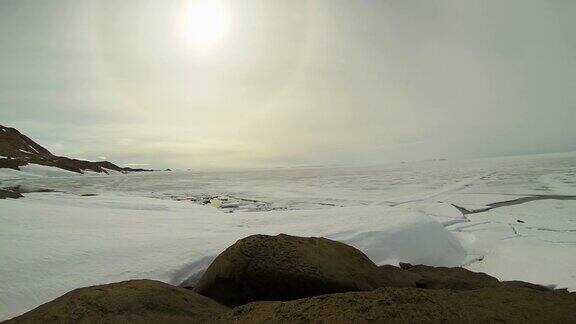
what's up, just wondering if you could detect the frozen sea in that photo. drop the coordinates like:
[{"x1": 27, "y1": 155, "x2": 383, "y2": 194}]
[{"x1": 1, "y1": 152, "x2": 576, "y2": 320}]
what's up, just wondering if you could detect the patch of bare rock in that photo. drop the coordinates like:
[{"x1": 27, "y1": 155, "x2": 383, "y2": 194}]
[
  {"x1": 217, "y1": 286, "x2": 575, "y2": 323},
  {"x1": 0, "y1": 185, "x2": 57, "y2": 199},
  {"x1": 5, "y1": 234, "x2": 576, "y2": 323},
  {"x1": 0, "y1": 188, "x2": 22, "y2": 199},
  {"x1": 401, "y1": 264, "x2": 501, "y2": 290}
]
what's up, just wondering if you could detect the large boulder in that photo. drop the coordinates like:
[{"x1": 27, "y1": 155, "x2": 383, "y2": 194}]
[
  {"x1": 215, "y1": 286, "x2": 576, "y2": 323},
  {"x1": 404, "y1": 264, "x2": 501, "y2": 290},
  {"x1": 194, "y1": 234, "x2": 420, "y2": 307},
  {"x1": 5, "y1": 280, "x2": 229, "y2": 324}
]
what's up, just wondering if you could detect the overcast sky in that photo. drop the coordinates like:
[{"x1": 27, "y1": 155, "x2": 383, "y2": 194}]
[{"x1": 1, "y1": 0, "x2": 575, "y2": 168}]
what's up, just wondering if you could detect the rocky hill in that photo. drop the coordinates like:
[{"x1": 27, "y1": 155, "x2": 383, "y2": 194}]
[{"x1": 0, "y1": 125, "x2": 150, "y2": 174}]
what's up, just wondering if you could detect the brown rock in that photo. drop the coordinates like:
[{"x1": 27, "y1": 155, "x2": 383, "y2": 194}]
[
  {"x1": 399, "y1": 262, "x2": 414, "y2": 270},
  {"x1": 194, "y1": 234, "x2": 420, "y2": 307},
  {"x1": 0, "y1": 125, "x2": 53, "y2": 159},
  {"x1": 0, "y1": 158, "x2": 27, "y2": 171},
  {"x1": 0, "y1": 125, "x2": 151, "y2": 174},
  {"x1": 215, "y1": 286, "x2": 576, "y2": 324},
  {"x1": 501, "y1": 280, "x2": 553, "y2": 291},
  {"x1": 0, "y1": 189, "x2": 23, "y2": 200},
  {"x1": 5, "y1": 280, "x2": 229, "y2": 324},
  {"x1": 406, "y1": 265, "x2": 500, "y2": 290}
]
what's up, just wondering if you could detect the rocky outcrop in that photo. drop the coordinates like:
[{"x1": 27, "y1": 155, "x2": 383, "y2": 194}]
[
  {"x1": 215, "y1": 286, "x2": 576, "y2": 323},
  {"x1": 0, "y1": 125, "x2": 151, "y2": 174},
  {"x1": 4, "y1": 280, "x2": 229, "y2": 324},
  {"x1": 402, "y1": 264, "x2": 501, "y2": 290},
  {"x1": 0, "y1": 125, "x2": 53, "y2": 159},
  {"x1": 194, "y1": 234, "x2": 420, "y2": 307},
  {"x1": 0, "y1": 158, "x2": 27, "y2": 171},
  {"x1": 400, "y1": 264, "x2": 555, "y2": 292},
  {"x1": 0, "y1": 189, "x2": 22, "y2": 199},
  {"x1": 501, "y1": 280, "x2": 554, "y2": 291}
]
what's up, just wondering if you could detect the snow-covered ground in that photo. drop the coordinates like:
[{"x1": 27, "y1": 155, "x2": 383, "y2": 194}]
[
  {"x1": 1, "y1": 152, "x2": 575, "y2": 320},
  {"x1": 0, "y1": 164, "x2": 79, "y2": 181}
]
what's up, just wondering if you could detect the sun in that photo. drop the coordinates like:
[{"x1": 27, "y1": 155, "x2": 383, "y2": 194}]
[{"x1": 183, "y1": 0, "x2": 228, "y2": 49}]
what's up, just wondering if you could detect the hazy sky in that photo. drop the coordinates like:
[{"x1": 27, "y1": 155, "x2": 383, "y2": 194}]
[{"x1": 1, "y1": 0, "x2": 575, "y2": 168}]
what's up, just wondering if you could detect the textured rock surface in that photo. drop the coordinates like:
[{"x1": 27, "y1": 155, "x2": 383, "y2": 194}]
[
  {"x1": 194, "y1": 234, "x2": 420, "y2": 306},
  {"x1": 215, "y1": 286, "x2": 576, "y2": 324},
  {"x1": 4, "y1": 280, "x2": 229, "y2": 324},
  {"x1": 406, "y1": 264, "x2": 501, "y2": 290}
]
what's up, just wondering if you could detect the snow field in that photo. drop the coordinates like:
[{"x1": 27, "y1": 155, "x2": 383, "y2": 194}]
[{"x1": 0, "y1": 193, "x2": 465, "y2": 320}]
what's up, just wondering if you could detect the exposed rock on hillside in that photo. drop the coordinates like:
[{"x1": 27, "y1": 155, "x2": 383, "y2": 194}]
[
  {"x1": 0, "y1": 125, "x2": 150, "y2": 174},
  {"x1": 0, "y1": 125, "x2": 52, "y2": 159}
]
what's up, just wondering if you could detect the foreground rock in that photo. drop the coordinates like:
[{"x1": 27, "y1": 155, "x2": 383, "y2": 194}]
[
  {"x1": 216, "y1": 286, "x2": 576, "y2": 323},
  {"x1": 399, "y1": 263, "x2": 554, "y2": 291},
  {"x1": 405, "y1": 264, "x2": 501, "y2": 290},
  {"x1": 5, "y1": 280, "x2": 229, "y2": 324},
  {"x1": 501, "y1": 280, "x2": 555, "y2": 291},
  {"x1": 194, "y1": 234, "x2": 420, "y2": 307}
]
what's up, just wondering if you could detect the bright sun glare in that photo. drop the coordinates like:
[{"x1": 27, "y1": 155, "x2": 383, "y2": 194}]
[{"x1": 183, "y1": 0, "x2": 227, "y2": 48}]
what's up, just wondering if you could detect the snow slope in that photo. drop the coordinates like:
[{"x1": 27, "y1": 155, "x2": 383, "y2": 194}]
[{"x1": 0, "y1": 164, "x2": 78, "y2": 181}]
